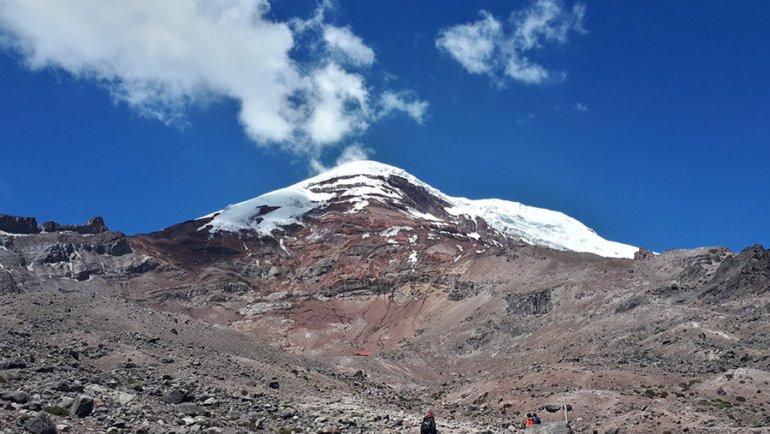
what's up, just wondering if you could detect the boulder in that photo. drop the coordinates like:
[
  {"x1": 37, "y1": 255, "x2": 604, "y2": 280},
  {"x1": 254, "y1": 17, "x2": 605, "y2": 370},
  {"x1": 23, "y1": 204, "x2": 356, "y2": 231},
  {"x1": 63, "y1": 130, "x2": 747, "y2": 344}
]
[
  {"x1": 58, "y1": 397, "x2": 75, "y2": 409},
  {"x1": 175, "y1": 402, "x2": 199, "y2": 416},
  {"x1": 162, "y1": 388, "x2": 189, "y2": 404},
  {"x1": 1, "y1": 357, "x2": 27, "y2": 369},
  {"x1": 24, "y1": 412, "x2": 57, "y2": 434},
  {"x1": 0, "y1": 390, "x2": 29, "y2": 403},
  {"x1": 69, "y1": 395, "x2": 94, "y2": 417}
]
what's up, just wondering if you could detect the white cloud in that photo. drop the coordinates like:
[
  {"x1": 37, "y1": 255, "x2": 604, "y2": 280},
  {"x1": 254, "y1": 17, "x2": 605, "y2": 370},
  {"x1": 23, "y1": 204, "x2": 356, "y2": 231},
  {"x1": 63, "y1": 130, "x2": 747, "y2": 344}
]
[
  {"x1": 574, "y1": 102, "x2": 589, "y2": 112},
  {"x1": 378, "y1": 91, "x2": 429, "y2": 124},
  {"x1": 323, "y1": 25, "x2": 375, "y2": 67},
  {"x1": 435, "y1": 11, "x2": 500, "y2": 75},
  {"x1": 305, "y1": 63, "x2": 369, "y2": 146},
  {"x1": 336, "y1": 143, "x2": 371, "y2": 165},
  {"x1": 0, "y1": 0, "x2": 423, "y2": 163},
  {"x1": 436, "y1": 0, "x2": 586, "y2": 85}
]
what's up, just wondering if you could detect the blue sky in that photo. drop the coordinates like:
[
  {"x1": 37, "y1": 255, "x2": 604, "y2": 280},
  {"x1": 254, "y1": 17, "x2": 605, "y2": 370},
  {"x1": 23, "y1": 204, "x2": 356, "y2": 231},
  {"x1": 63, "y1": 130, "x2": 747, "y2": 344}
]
[{"x1": 0, "y1": 0, "x2": 768, "y2": 252}]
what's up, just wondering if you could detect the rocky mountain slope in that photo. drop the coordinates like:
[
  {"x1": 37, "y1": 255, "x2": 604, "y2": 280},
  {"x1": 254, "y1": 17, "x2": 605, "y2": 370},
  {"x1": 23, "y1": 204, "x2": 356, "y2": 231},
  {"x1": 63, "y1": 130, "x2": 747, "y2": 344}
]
[{"x1": 2, "y1": 161, "x2": 770, "y2": 433}]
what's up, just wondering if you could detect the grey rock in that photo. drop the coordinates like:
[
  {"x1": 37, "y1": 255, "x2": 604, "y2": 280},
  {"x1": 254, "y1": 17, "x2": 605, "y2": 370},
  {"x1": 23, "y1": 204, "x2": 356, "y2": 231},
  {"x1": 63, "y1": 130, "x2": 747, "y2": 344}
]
[
  {"x1": 1, "y1": 357, "x2": 27, "y2": 369},
  {"x1": 24, "y1": 412, "x2": 57, "y2": 434},
  {"x1": 162, "y1": 388, "x2": 188, "y2": 404},
  {"x1": 175, "y1": 402, "x2": 199, "y2": 416},
  {"x1": 0, "y1": 390, "x2": 29, "y2": 403},
  {"x1": 280, "y1": 407, "x2": 296, "y2": 419},
  {"x1": 58, "y1": 397, "x2": 75, "y2": 409},
  {"x1": 543, "y1": 404, "x2": 573, "y2": 413},
  {"x1": 69, "y1": 395, "x2": 94, "y2": 417}
]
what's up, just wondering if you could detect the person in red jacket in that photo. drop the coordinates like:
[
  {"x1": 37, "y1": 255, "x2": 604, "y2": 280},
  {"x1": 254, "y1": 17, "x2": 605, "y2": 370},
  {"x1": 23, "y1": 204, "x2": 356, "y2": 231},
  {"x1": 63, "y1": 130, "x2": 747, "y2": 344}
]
[{"x1": 524, "y1": 413, "x2": 535, "y2": 427}]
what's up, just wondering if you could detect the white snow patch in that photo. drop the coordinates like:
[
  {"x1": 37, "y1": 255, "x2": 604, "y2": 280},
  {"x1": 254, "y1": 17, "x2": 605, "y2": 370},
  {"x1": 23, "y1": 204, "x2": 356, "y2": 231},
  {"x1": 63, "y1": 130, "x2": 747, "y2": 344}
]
[
  {"x1": 409, "y1": 251, "x2": 418, "y2": 263},
  {"x1": 405, "y1": 208, "x2": 441, "y2": 222},
  {"x1": 409, "y1": 235, "x2": 418, "y2": 244},
  {"x1": 467, "y1": 232, "x2": 481, "y2": 240},
  {"x1": 456, "y1": 244, "x2": 464, "y2": 252},
  {"x1": 279, "y1": 238, "x2": 291, "y2": 256},
  {"x1": 203, "y1": 185, "x2": 333, "y2": 236},
  {"x1": 445, "y1": 198, "x2": 637, "y2": 258},
  {"x1": 361, "y1": 232, "x2": 371, "y2": 239},
  {"x1": 380, "y1": 226, "x2": 412, "y2": 237},
  {"x1": 0, "y1": 231, "x2": 32, "y2": 237},
  {"x1": 346, "y1": 199, "x2": 369, "y2": 214}
]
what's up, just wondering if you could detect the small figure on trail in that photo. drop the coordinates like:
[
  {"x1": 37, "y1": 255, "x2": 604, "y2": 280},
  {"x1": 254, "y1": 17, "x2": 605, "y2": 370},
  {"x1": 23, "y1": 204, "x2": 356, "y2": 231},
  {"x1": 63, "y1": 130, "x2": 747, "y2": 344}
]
[
  {"x1": 524, "y1": 413, "x2": 535, "y2": 427},
  {"x1": 532, "y1": 413, "x2": 542, "y2": 424},
  {"x1": 421, "y1": 410, "x2": 438, "y2": 434}
]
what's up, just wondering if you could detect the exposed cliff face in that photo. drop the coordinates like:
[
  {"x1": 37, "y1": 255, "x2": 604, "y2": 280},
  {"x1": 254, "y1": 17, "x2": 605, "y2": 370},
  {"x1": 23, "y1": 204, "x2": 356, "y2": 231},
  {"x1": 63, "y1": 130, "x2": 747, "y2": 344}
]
[
  {"x1": 0, "y1": 218, "x2": 140, "y2": 286},
  {"x1": 0, "y1": 214, "x2": 39, "y2": 234}
]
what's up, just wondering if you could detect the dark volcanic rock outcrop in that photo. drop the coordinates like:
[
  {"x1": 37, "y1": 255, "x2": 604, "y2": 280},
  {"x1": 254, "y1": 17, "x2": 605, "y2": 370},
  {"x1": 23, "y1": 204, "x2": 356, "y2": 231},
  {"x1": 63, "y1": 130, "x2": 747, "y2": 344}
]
[
  {"x1": 0, "y1": 214, "x2": 39, "y2": 234},
  {"x1": 505, "y1": 288, "x2": 553, "y2": 316},
  {"x1": 40, "y1": 216, "x2": 109, "y2": 234}
]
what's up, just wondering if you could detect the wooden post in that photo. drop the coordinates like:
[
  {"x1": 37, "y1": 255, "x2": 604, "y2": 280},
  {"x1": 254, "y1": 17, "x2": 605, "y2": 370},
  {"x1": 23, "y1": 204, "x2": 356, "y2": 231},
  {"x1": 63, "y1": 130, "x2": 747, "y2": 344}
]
[{"x1": 563, "y1": 403, "x2": 568, "y2": 424}]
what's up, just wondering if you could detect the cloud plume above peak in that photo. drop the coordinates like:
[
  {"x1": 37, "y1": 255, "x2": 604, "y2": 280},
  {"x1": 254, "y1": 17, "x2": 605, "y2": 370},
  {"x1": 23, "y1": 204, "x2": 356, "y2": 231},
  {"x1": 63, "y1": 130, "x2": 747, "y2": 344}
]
[
  {"x1": 436, "y1": 0, "x2": 586, "y2": 85},
  {"x1": 0, "y1": 0, "x2": 426, "y2": 161}
]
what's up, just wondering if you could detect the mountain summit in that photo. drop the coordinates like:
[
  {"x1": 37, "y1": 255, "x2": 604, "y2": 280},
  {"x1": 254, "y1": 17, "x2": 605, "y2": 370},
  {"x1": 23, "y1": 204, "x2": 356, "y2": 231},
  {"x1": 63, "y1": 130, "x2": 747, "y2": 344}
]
[{"x1": 202, "y1": 160, "x2": 637, "y2": 258}]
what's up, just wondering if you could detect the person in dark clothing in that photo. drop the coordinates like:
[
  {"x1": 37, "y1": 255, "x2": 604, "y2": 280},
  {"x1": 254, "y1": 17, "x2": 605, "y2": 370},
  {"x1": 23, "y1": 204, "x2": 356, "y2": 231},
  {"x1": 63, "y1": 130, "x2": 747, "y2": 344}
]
[
  {"x1": 532, "y1": 413, "x2": 542, "y2": 424},
  {"x1": 421, "y1": 411, "x2": 438, "y2": 434}
]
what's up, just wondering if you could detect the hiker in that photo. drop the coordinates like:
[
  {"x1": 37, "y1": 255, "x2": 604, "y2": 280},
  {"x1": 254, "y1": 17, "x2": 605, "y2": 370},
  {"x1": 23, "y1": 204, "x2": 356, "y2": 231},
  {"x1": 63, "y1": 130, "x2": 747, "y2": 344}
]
[
  {"x1": 421, "y1": 410, "x2": 438, "y2": 434},
  {"x1": 524, "y1": 413, "x2": 535, "y2": 427},
  {"x1": 532, "y1": 412, "x2": 542, "y2": 424}
]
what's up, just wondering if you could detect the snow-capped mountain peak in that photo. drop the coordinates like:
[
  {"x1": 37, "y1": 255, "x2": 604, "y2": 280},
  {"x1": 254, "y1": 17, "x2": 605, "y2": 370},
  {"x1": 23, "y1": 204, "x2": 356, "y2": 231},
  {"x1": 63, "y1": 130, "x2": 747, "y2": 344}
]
[{"x1": 201, "y1": 160, "x2": 637, "y2": 258}]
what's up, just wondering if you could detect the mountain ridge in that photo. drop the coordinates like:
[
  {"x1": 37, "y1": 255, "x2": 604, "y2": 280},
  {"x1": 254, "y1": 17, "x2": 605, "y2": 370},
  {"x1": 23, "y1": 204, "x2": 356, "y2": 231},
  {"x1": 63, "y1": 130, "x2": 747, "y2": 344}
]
[{"x1": 200, "y1": 160, "x2": 638, "y2": 258}]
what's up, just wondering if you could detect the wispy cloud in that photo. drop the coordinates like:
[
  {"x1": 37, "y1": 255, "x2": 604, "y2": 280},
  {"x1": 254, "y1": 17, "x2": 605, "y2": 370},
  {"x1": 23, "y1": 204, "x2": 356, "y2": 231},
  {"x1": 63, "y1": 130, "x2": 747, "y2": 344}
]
[
  {"x1": 323, "y1": 25, "x2": 375, "y2": 67},
  {"x1": 378, "y1": 91, "x2": 429, "y2": 124},
  {"x1": 574, "y1": 102, "x2": 589, "y2": 112},
  {"x1": 0, "y1": 0, "x2": 426, "y2": 164},
  {"x1": 436, "y1": 0, "x2": 586, "y2": 85},
  {"x1": 309, "y1": 143, "x2": 372, "y2": 174}
]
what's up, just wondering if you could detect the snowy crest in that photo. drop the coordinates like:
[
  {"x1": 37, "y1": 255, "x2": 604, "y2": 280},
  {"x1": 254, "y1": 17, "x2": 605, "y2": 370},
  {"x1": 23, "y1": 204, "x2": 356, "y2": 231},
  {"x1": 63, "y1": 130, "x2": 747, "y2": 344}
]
[{"x1": 201, "y1": 160, "x2": 637, "y2": 258}]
